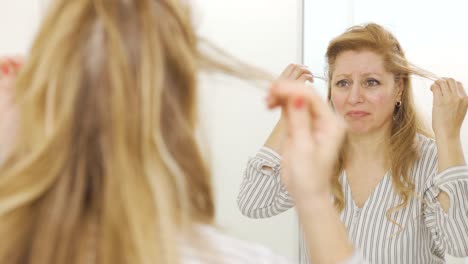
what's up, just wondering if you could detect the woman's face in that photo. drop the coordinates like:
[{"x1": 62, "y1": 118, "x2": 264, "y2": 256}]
[{"x1": 330, "y1": 50, "x2": 402, "y2": 135}]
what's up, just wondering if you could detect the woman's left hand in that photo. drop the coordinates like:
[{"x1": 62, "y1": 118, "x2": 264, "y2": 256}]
[
  {"x1": 0, "y1": 57, "x2": 22, "y2": 154},
  {"x1": 431, "y1": 78, "x2": 468, "y2": 140}
]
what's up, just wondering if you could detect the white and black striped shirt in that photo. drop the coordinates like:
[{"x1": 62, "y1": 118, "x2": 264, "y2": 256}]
[{"x1": 237, "y1": 135, "x2": 468, "y2": 264}]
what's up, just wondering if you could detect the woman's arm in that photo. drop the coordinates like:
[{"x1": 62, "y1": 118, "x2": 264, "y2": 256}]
[
  {"x1": 430, "y1": 78, "x2": 468, "y2": 212},
  {"x1": 268, "y1": 81, "x2": 363, "y2": 264},
  {"x1": 264, "y1": 64, "x2": 314, "y2": 154},
  {"x1": 237, "y1": 64, "x2": 315, "y2": 218},
  {"x1": 237, "y1": 147, "x2": 295, "y2": 218},
  {"x1": 420, "y1": 80, "x2": 468, "y2": 257}
]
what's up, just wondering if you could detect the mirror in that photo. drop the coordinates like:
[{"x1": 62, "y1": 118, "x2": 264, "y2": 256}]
[
  {"x1": 302, "y1": 0, "x2": 468, "y2": 263},
  {"x1": 1, "y1": 1, "x2": 467, "y2": 263}
]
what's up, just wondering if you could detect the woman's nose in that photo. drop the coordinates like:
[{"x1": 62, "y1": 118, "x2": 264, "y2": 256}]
[{"x1": 347, "y1": 82, "x2": 364, "y2": 104}]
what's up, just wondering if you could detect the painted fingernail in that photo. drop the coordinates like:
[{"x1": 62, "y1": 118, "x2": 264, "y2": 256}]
[
  {"x1": 12, "y1": 60, "x2": 22, "y2": 69},
  {"x1": 294, "y1": 98, "x2": 304, "y2": 109},
  {"x1": 1, "y1": 65, "x2": 9, "y2": 75}
]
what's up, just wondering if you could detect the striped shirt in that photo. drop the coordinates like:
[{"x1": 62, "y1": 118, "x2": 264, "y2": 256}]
[
  {"x1": 237, "y1": 135, "x2": 468, "y2": 264},
  {"x1": 182, "y1": 225, "x2": 364, "y2": 264}
]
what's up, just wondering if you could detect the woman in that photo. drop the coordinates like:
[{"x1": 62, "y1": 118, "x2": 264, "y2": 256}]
[
  {"x1": 0, "y1": 0, "x2": 359, "y2": 264},
  {"x1": 238, "y1": 23, "x2": 468, "y2": 264}
]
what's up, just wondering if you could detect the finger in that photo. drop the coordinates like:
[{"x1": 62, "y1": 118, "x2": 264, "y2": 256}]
[
  {"x1": 285, "y1": 96, "x2": 312, "y2": 146},
  {"x1": 435, "y1": 79, "x2": 449, "y2": 96},
  {"x1": 0, "y1": 60, "x2": 10, "y2": 77},
  {"x1": 269, "y1": 81, "x2": 314, "y2": 109},
  {"x1": 431, "y1": 83, "x2": 442, "y2": 103},
  {"x1": 0, "y1": 57, "x2": 21, "y2": 77},
  {"x1": 5, "y1": 58, "x2": 19, "y2": 75},
  {"x1": 290, "y1": 66, "x2": 312, "y2": 80},
  {"x1": 444, "y1": 78, "x2": 458, "y2": 95},
  {"x1": 456, "y1": 81, "x2": 466, "y2": 97},
  {"x1": 298, "y1": 74, "x2": 314, "y2": 83},
  {"x1": 12, "y1": 55, "x2": 24, "y2": 66},
  {"x1": 269, "y1": 81, "x2": 332, "y2": 120},
  {"x1": 8, "y1": 59, "x2": 22, "y2": 72},
  {"x1": 282, "y1": 64, "x2": 297, "y2": 79}
]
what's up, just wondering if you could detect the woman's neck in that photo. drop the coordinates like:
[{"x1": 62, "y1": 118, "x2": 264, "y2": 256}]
[{"x1": 345, "y1": 127, "x2": 391, "y2": 167}]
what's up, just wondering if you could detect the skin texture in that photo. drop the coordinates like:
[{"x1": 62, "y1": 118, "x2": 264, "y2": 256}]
[{"x1": 330, "y1": 50, "x2": 402, "y2": 135}]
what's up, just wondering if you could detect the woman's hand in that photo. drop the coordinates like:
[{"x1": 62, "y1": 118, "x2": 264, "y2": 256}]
[
  {"x1": 263, "y1": 64, "x2": 315, "y2": 154},
  {"x1": 267, "y1": 81, "x2": 346, "y2": 199},
  {"x1": 276, "y1": 64, "x2": 314, "y2": 116},
  {"x1": 0, "y1": 57, "x2": 22, "y2": 155},
  {"x1": 431, "y1": 78, "x2": 468, "y2": 141},
  {"x1": 277, "y1": 63, "x2": 314, "y2": 82},
  {"x1": 267, "y1": 81, "x2": 356, "y2": 264}
]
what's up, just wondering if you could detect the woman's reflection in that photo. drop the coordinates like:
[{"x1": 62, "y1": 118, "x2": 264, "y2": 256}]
[{"x1": 238, "y1": 23, "x2": 468, "y2": 264}]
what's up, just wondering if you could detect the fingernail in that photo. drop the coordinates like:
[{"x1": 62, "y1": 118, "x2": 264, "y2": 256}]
[
  {"x1": 1, "y1": 65, "x2": 9, "y2": 75},
  {"x1": 294, "y1": 98, "x2": 304, "y2": 109},
  {"x1": 12, "y1": 60, "x2": 22, "y2": 69}
]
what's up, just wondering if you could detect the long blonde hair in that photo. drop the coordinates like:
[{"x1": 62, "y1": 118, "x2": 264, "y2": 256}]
[
  {"x1": 326, "y1": 23, "x2": 434, "y2": 221},
  {"x1": 0, "y1": 0, "x2": 221, "y2": 263}
]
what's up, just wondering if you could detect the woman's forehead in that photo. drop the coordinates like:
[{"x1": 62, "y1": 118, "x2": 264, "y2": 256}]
[{"x1": 333, "y1": 50, "x2": 388, "y2": 77}]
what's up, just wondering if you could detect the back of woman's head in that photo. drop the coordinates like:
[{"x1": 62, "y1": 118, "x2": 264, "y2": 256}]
[
  {"x1": 325, "y1": 23, "x2": 433, "y2": 219},
  {"x1": 0, "y1": 0, "x2": 214, "y2": 263}
]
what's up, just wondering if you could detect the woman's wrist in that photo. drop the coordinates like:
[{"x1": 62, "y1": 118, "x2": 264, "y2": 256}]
[
  {"x1": 294, "y1": 190, "x2": 333, "y2": 211},
  {"x1": 435, "y1": 136, "x2": 466, "y2": 171}
]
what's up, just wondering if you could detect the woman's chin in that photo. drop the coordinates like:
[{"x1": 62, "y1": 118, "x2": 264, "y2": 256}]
[{"x1": 347, "y1": 125, "x2": 373, "y2": 135}]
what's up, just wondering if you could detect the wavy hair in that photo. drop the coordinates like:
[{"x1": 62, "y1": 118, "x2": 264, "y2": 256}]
[
  {"x1": 0, "y1": 0, "x2": 261, "y2": 263},
  {"x1": 325, "y1": 23, "x2": 434, "y2": 224}
]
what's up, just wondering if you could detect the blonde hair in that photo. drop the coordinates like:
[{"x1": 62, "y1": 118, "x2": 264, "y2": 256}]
[
  {"x1": 0, "y1": 0, "x2": 225, "y2": 263},
  {"x1": 325, "y1": 23, "x2": 434, "y2": 223}
]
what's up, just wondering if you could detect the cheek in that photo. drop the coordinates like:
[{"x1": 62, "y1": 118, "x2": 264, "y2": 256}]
[
  {"x1": 367, "y1": 94, "x2": 393, "y2": 107},
  {"x1": 368, "y1": 93, "x2": 389, "y2": 104},
  {"x1": 330, "y1": 93, "x2": 347, "y2": 115},
  {"x1": 367, "y1": 93, "x2": 395, "y2": 115}
]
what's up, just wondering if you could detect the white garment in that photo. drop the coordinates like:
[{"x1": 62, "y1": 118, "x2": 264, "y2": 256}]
[
  {"x1": 184, "y1": 225, "x2": 363, "y2": 264},
  {"x1": 237, "y1": 135, "x2": 468, "y2": 264}
]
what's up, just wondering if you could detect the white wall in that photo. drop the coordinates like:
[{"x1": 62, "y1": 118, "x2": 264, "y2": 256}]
[
  {"x1": 0, "y1": 0, "x2": 300, "y2": 259},
  {"x1": 303, "y1": 0, "x2": 468, "y2": 263},
  {"x1": 1, "y1": 0, "x2": 301, "y2": 260},
  {"x1": 0, "y1": 1, "x2": 44, "y2": 54},
  {"x1": 195, "y1": 0, "x2": 301, "y2": 261}
]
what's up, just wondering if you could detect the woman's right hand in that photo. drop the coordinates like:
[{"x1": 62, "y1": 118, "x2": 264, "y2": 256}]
[
  {"x1": 267, "y1": 81, "x2": 346, "y2": 199},
  {"x1": 277, "y1": 63, "x2": 314, "y2": 82},
  {"x1": 267, "y1": 81, "x2": 355, "y2": 264},
  {"x1": 263, "y1": 64, "x2": 315, "y2": 153},
  {"x1": 276, "y1": 64, "x2": 314, "y2": 117}
]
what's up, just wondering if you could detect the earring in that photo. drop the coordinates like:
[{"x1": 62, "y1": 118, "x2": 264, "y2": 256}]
[{"x1": 393, "y1": 101, "x2": 403, "y2": 122}]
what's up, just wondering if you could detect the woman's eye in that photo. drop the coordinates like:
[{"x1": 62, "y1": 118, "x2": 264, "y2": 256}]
[
  {"x1": 336, "y1": 80, "x2": 350, "y2": 87},
  {"x1": 366, "y1": 79, "x2": 380, "y2": 87}
]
